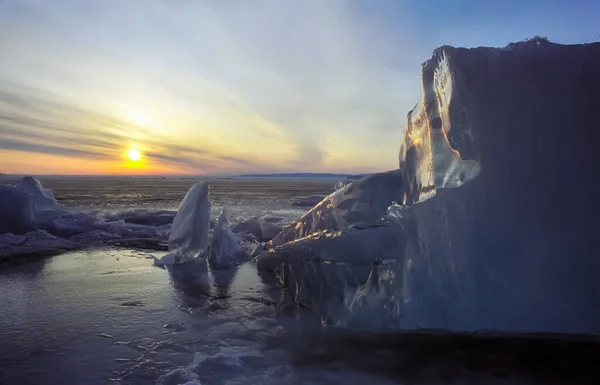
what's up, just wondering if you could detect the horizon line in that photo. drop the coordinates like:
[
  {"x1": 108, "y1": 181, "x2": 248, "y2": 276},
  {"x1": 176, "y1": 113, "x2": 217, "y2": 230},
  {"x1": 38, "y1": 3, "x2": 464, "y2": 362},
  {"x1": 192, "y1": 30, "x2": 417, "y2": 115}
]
[{"x1": 0, "y1": 171, "x2": 373, "y2": 178}]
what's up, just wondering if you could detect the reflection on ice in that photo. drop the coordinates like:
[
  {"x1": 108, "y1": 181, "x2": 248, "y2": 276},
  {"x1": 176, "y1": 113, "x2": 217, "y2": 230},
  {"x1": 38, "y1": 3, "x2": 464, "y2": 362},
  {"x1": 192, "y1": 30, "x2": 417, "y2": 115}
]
[
  {"x1": 401, "y1": 50, "x2": 480, "y2": 205},
  {"x1": 167, "y1": 259, "x2": 212, "y2": 303}
]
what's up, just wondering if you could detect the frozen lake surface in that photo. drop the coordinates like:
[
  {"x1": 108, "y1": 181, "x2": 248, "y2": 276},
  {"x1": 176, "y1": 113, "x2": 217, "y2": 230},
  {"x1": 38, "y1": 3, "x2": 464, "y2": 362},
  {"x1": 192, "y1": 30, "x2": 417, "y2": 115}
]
[{"x1": 0, "y1": 177, "x2": 598, "y2": 385}]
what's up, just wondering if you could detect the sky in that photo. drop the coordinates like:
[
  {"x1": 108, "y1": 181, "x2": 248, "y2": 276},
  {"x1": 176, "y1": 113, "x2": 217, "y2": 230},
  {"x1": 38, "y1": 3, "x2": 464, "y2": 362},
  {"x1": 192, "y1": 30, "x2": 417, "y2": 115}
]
[{"x1": 0, "y1": 0, "x2": 598, "y2": 176}]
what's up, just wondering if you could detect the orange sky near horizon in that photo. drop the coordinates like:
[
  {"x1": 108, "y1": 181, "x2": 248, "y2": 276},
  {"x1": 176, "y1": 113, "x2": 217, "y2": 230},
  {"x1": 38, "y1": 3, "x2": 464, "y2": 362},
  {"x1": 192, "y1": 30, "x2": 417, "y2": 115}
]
[
  {"x1": 0, "y1": 149, "x2": 194, "y2": 176},
  {"x1": 1, "y1": 1, "x2": 597, "y2": 176}
]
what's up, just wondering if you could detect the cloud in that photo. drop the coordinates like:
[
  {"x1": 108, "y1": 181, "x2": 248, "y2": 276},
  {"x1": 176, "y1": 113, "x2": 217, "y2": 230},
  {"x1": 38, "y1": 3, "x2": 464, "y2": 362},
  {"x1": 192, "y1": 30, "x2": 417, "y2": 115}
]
[
  {"x1": 0, "y1": 138, "x2": 106, "y2": 159},
  {"x1": 0, "y1": 84, "x2": 294, "y2": 174},
  {"x1": 0, "y1": 0, "x2": 597, "y2": 174}
]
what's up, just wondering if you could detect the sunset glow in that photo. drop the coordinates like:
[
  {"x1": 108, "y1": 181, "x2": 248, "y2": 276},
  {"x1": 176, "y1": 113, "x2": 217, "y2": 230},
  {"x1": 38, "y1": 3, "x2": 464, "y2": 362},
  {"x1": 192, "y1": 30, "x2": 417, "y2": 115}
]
[
  {"x1": 0, "y1": 0, "x2": 597, "y2": 175},
  {"x1": 127, "y1": 148, "x2": 142, "y2": 162}
]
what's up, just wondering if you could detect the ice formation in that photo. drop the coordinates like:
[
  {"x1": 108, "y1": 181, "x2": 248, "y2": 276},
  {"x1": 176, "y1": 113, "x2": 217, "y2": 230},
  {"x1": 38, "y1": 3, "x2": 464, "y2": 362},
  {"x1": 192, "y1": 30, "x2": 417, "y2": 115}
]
[
  {"x1": 258, "y1": 38, "x2": 600, "y2": 334},
  {"x1": 209, "y1": 208, "x2": 248, "y2": 269},
  {"x1": 232, "y1": 217, "x2": 282, "y2": 242},
  {"x1": 0, "y1": 176, "x2": 65, "y2": 234},
  {"x1": 0, "y1": 177, "x2": 188, "y2": 260},
  {"x1": 291, "y1": 195, "x2": 327, "y2": 207},
  {"x1": 267, "y1": 170, "x2": 404, "y2": 248},
  {"x1": 155, "y1": 182, "x2": 212, "y2": 266}
]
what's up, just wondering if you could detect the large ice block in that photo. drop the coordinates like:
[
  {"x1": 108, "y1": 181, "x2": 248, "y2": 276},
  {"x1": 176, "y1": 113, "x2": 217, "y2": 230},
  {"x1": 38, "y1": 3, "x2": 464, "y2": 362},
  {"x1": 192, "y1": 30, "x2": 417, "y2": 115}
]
[
  {"x1": 260, "y1": 38, "x2": 600, "y2": 334},
  {"x1": 396, "y1": 37, "x2": 600, "y2": 332}
]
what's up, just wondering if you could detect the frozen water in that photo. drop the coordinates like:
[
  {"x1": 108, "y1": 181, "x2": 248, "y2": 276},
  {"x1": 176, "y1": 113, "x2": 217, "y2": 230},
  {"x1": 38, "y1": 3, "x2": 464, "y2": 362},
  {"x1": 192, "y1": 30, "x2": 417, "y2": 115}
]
[
  {"x1": 209, "y1": 208, "x2": 248, "y2": 269},
  {"x1": 400, "y1": 50, "x2": 480, "y2": 205},
  {"x1": 0, "y1": 184, "x2": 36, "y2": 234},
  {"x1": 168, "y1": 182, "x2": 211, "y2": 258},
  {"x1": 232, "y1": 217, "x2": 282, "y2": 242},
  {"x1": 15, "y1": 176, "x2": 65, "y2": 219},
  {"x1": 156, "y1": 182, "x2": 212, "y2": 266},
  {"x1": 389, "y1": 40, "x2": 600, "y2": 333},
  {"x1": 338, "y1": 262, "x2": 403, "y2": 331},
  {"x1": 232, "y1": 217, "x2": 262, "y2": 238},
  {"x1": 268, "y1": 170, "x2": 403, "y2": 247},
  {"x1": 257, "y1": 170, "x2": 408, "y2": 327},
  {"x1": 0, "y1": 233, "x2": 27, "y2": 249},
  {"x1": 291, "y1": 195, "x2": 326, "y2": 207},
  {"x1": 258, "y1": 39, "x2": 600, "y2": 335},
  {"x1": 258, "y1": 222, "x2": 406, "y2": 326},
  {"x1": 259, "y1": 221, "x2": 281, "y2": 241},
  {"x1": 0, "y1": 176, "x2": 65, "y2": 234},
  {"x1": 0, "y1": 230, "x2": 79, "y2": 260}
]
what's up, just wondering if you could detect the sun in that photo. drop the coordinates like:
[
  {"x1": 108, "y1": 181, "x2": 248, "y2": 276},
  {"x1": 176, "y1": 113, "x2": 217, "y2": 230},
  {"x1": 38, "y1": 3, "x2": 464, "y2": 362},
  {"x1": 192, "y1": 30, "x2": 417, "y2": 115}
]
[{"x1": 127, "y1": 148, "x2": 142, "y2": 162}]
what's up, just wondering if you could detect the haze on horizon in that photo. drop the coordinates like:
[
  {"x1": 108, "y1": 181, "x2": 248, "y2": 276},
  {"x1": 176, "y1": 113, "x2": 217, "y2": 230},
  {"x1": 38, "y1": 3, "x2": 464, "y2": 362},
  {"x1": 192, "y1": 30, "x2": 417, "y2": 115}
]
[{"x1": 0, "y1": 0, "x2": 597, "y2": 176}]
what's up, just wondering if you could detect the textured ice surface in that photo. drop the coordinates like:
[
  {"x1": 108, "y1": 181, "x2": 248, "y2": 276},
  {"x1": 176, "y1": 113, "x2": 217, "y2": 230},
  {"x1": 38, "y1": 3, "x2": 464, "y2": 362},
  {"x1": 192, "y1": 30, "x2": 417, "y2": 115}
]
[
  {"x1": 258, "y1": 222, "x2": 406, "y2": 327},
  {"x1": 291, "y1": 195, "x2": 327, "y2": 207},
  {"x1": 0, "y1": 185, "x2": 35, "y2": 234},
  {"x1": 0, "y1": 230, "x2": 79, "y2": 260},
  {"x1": 155, "y1": 182, "x2": 212, "y2": 266},
  {"x1": 268, "y1": 170, "x2": 403, "y2": 248},
  {"x1": 169, "y1": 182, "x2": 211, "y2": 257},
  {"x1": 259, "y1": 171, "x2": 405, "y2": 326},
  {"x1": 261, "y1": 38, "x2": 600, "y2": 334},
  {"x1": 0, "y1": 177, "x2": 182, "y2": 259},
  {"x1": 209, "y1": 208, "x2": 248, "y2": 269},
  {"x1": 15, "y1": 176, "x2": 66, "y2": 219},
  {"x1": 0, "y1": 176, "x2": 65, "y2": 234},
  {"x1": 0, "y1": 177, "x2": 282, "y2": 262},
  {"x1": 400, "y1": 50, "x2": 480, "y2": 205},
  {"x1": 391, "y1": 38, "x2": 600, "y2": 333},
  {"x1": 232, "y1": 217, "x2": 282, "y2": 242}
]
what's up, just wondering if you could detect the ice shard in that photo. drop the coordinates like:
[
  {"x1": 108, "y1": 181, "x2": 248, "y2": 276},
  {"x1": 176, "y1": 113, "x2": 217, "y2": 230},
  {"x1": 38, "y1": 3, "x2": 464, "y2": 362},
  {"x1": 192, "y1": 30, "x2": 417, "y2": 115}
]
[
  {"x1": 155, "y1": 182, "x2": 212, "y2": 266},
  {"x1": 209, "y1": 208, "x2": 248, "y2": 269}
]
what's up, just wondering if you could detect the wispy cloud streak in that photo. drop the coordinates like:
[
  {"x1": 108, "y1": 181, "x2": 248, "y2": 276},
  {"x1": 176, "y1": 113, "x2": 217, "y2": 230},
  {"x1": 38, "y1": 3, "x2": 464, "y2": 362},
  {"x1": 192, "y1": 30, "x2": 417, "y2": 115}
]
[{"x1": 0, "y1": 0, "x2": 598, "y2": 174}]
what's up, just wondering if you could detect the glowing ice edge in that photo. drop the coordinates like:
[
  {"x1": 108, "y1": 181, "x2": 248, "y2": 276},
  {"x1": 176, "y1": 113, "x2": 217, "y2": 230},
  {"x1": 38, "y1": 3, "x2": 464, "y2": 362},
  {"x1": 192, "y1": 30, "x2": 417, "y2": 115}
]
[{"x1": 402, "y1": 51, "x2": 480, "y2": 204}]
